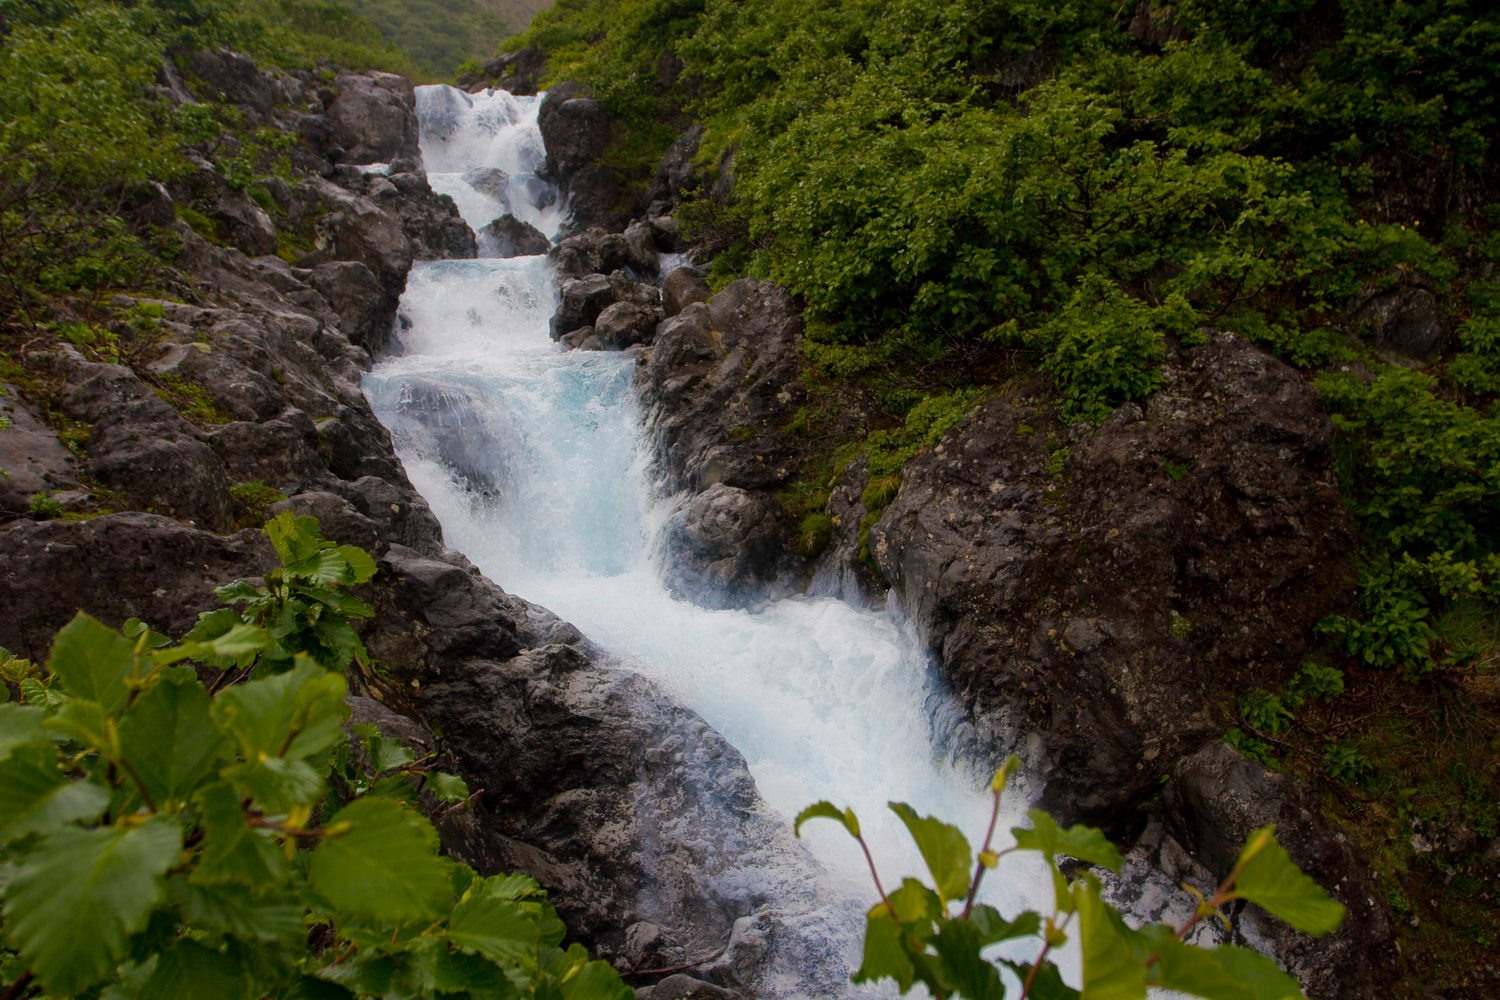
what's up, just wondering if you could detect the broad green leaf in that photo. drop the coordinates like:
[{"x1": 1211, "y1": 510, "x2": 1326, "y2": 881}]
[
  {"x1": 358, "y1": 727, "x2": 415, "y2": 773},
  {"x1": 1149, "y1": 933, "x2": 1306, "y2": 1000},
  {"x1": 852, "y1": 907, "x2": 917, "y2": 990},
  {"x1": 0, "y1": 703, "x2": 50, "y2": 761},
  {"x1": 223, "y1": 755, "x2": 325, "y2": 813},
  {"x1": 122, "y1": 617, "x2": 171, "y2": 650},
  {"x1": 337, "y1": 545, "x2": 378, "y2": 584},
  {"x1": 309, "y1": 798, "x2": 451, "y2": 922},
  {"x1": 44, "y1": 696, "x2": 109, "y2": 750},
  {"x1": 448, "y1": 895, "x2": 540, "y2": 967},
  {"x1": 265, "y1": 512, "x2": 327, "y2": 569},
  {"x1": 117, "y1": 676, "x2": 224, "y2": 805},
  {"x1": 4, "y1": 816, "x2": 182, "y2": 995},
  {"x1": 886, "y1": 878, "x2": 942, "y2": 923},
  {"x1": 46, "y1": 612, "x2": 139, "y2": 714},
  {"x1": 1232, "y1": 827, "x2": 1345, "y2": 935},
  {"x1": 211, "y1": 661, "x2": 347, "y2": 761},
  {"x1": 0, "y1": 746, "x2": 110, "y2": 842},
  {"x1": 794, "y1": 800, "x2": 861, "y2": 839},
  {"x1": 990, "y1": 754, "x2": 1022, "y2": 792},
  {"x1": 1002, "y1": 959, "x2": 1081, "y2": 1000},
  {"x1": 561, "y1": 957, "x2": 633, "y2": 1000},
  {"x1": 890, "y1": 801, "x2": 972, "y2": 902},
  {"x1": 1014, "y1": 810, "x2": 1124, "y2": 872},
  {"x1": 1075, "y1": 880, "x2": 1147, "y2": 1000},
  {"x1": 142, "y1": 938, "x2": 255, "y2": 1000},
  {"x1": 472, "y1": 872, "x2": 545, "y2": 902},
  {"x1": 172, "y1": 879, "x2": 306, "y2": 944},
  {"x1": 193, "y1": 781, "x2": 291, "y2": 886},
  {"x1": 156, "y1": 624, "x2": 270, "y2": 666},
  {"x1": 969, "y1": 904, "x2": 1043, "y2": 945},
  {"x1": 933, "y1": 918, "x2": 1007, "y2": 999},
  {"x1": 428, "y1": 771, "x2": 471, "y2": 803},
  {"x1": 289, "y1": 548, "x2": 357, "y2": 586}
]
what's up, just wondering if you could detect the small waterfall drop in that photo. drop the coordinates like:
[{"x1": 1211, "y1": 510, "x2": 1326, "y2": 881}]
[{"x1": 367, "y1": 85, "x2": 1086, "y2": 996}]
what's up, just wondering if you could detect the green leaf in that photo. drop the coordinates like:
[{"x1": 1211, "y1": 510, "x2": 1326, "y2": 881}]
[
  {"x1": 157, "y1": 624, "x2": 270, "y2": 667},
  {"x1": 969, "y1": 904, "x2": 1043, "y2": 945},
  {"x1": 933, "y1": 918, "x2": 1007, "y2": 999},
  {"x1": 117, "y1": 676, "x2": 224, "y2": 806},
  {"x1": 1002, "y1": 959, "x2": 1081, "y2": 1000},
  {"x1": 473, "y1": 872, "x2": 545, "y2": 902},
  {"x1": 560, "y1": 956, "x2": 633, "y2": 1000},
  {"x1": 211, "y1": 661, "x2": 347, "y2": 761},
  {"x1": 222, "y1": 755, "x2": 325, "y2": 813},
  {"x1": 173, "y1": 879, "x2": 306, "y2": 944},
  {"x1": 46, "y1": 612, "x2": 140, "y2": 714},
  {"x1": 142, "y1": 938, "x2": 255, "y2": 1000},
  {"x1": 1232, "y1": 826, "x2": 1346, "y2": 935},
  {"x1": 44, "y1": 696, "x2": 109, "y2": 750},
  {"x1": 890, "y1": 801, "x2": 972, "y2": 902},
  {"x1": 4, "y1": 816, "x2": 182, "y2": 995},
  {"x1": 1014, "y1": 810, "x2": 1124, "y2": 872},
  {"x1": 193, "y1": 781, "x2": 291, "y2": 886},
  {"x1": 428, "y1": 771, "x2": 471, "y2": 803},
  {"x1": 1075, "y1": 879, "x2": 1147, "y2": 1000},
  {"x1": 0, "y1": 703, "x2": 50, "y2": 761},
  {"x1": 337, "y1": 544, "x2": 378, "y2": 584},
  {"x1": 309, "y1": 798, "x2": 451, "y2": 922},
  {"x1": 1149, "y1": 933, "x2": 1306, "y2": 1000},
  {"x1": 0, "y1": 746, "x2": 110, "y2": 843},
  {"x1": 886, "y1": 878, "x2": 942, "y2": 923},
  {"x1": 794, "y1": 800, "x2": 861, "y2": 839},
  {"x1": 265, "y1": 512, "x2": 327, "y2": 569},
  {"x1": 448, "y1": 894, "x2": 541, "y2": 967},
  {"x1": 851, "y1": 906, "x2": 917, "y2": 990},
  {"x1": 357, "y1": 726, "x2": 415, "y2": 773}
]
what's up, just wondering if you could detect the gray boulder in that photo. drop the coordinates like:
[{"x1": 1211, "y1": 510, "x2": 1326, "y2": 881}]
[
  {"x1": 308, "y1": 261, "x2": 391, "y2": 351},
  {"x1": 328, "y1": 71, "x2": 420, "y2": 165},
  {"x1": 594, "y1": 300, "x2": 663, "y2": 350},
  {"x1": 659, "y1": 484, "x2": 794, "y2": 607},
  {"x1": 0, "y1": 388, "x2": 80, "y2": 522},
  {"x1": 478, "y1": 215, "x2": 550, "y2": 258},
  {"x1": 662, "y1": 266, "x2": 710, "y2": 317},
  {"x1": 551, "y1": 273, "x2": 615, "y2": 340}
]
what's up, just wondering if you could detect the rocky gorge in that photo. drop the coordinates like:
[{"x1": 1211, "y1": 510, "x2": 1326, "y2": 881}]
[{"x1": 0, "y1": 41, "x2": 1446, "y2": 1000}]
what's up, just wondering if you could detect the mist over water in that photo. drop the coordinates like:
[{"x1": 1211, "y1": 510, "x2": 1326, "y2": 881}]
[{"x1": 366, "y1": 85, "x2": 1094, "y2": 995}]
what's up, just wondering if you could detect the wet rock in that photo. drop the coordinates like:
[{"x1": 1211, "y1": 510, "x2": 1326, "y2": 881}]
[
  {"x1": 538, "y1": 82, "x2": 611, "y2": 176},
  {"x1": 0, "y1": 388, "x2": 80, "y2": 522},
  {"x1": 551, "y1": 273, "x2": 615, "y2": 339},
  {"x1": 636, "y1": 280, "x2": 807, "y2": 495},
  {"x1": 328, "y1": 72, "x2": 419, "y2": 165},
  {"x1": 659, "y1": 484, "x2": 794, "y2": 607},
  {"x1": 868, "y1": 332, "x2": 1355, "y2": 827},
  {"x1": 304, "y1": 177, "x2": 413, "y2": 294},
  {"x1": 1166, "y1": 743, "x2": 1396, "y2": 1000},
  {"x1": 462, "y1": 166, "x2": 511, "y2": 204},
  {"x1": 595, "y1": 301, "x2": 663, "y2": 349},
  {"x1": 478, "y1": 215, "x2": 550, "y2": 258},
  {"x1": 0, "y1": 513, "x2": 271, "y2": 659},
  {"x1": 662, "y1": 266, "x2": 710, "y2": 317},
  {"x1": 635, "y1": 975, "x2": 741, "y2": 1000},
  {"x1": 385, "y1": 377, "x2": 517, "y2": 497},
  {"x1": 308, "y1": 261, "x2": 391, "y2": 350},
  {"x1": 379, "y1": 171, "x2": 478, "y2": 261}
]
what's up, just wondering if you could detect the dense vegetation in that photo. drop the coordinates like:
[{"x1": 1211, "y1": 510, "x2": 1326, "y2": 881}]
[
  {"x1": 342, "y1": 0, "x2": 546, "y2": 79},
  {"x1": 502, "y1": 0, "x2": 1498, "y2": 987}
]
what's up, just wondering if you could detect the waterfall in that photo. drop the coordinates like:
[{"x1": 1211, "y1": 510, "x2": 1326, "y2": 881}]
[{"x1": 365, "y1": 85, "x2": 1104, "y2": 996}]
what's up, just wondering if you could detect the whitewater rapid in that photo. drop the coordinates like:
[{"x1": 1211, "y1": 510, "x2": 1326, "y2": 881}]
[{"x1": 365, "y1": 85, "x2": 1088, "y2": 995}]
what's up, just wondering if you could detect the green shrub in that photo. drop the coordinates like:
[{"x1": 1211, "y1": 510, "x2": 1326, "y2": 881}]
[{"x1": 0, "y1": 515, "x2": 630, "y2": 1000}]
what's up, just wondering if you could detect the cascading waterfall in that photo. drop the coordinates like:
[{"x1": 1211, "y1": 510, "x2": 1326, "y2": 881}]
[{"x1": 366, "y1": 85, "x2": 1115, "y2": 995}]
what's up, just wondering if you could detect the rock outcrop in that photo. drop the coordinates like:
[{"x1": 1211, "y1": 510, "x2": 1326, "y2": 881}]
[{"x1": 869, "y1": 332, "x2": 1355, "y2": 825}]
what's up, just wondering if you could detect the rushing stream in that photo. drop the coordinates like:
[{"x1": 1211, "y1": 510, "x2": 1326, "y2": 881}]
[{"x1": 365, "y1": 85, "x2": 1098, "y2": 995}]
